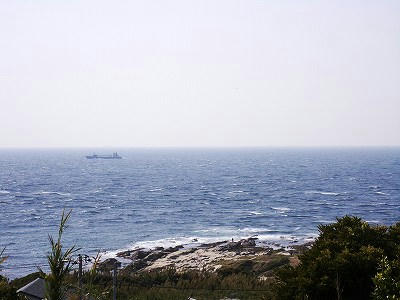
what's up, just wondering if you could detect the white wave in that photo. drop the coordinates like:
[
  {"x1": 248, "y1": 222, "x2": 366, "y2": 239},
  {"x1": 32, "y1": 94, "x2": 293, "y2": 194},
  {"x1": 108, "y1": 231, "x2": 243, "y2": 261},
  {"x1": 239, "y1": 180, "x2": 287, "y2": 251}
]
[
  {"x1": 35, "y1": 191, "x2": 71, "y2": 196},
  {"x1": 132, "y1": 227, "x2": 285, "y2": 249},
  {"x1": 257, "y1": 234, "x2": 293, "y2": 242},
  {"x1": 238, "y1": 227, "x2": 273, "y2": 233},
  {"x1": 305, "y1": 191, "x2": 340, "y2": 196},
  {"x1": 128, "y1": 236, "x2": 220, "y2": 250},
  {"x1": 229, "y1": 190, "x2": 245, "y2": 194},
  {"x1": 96, "y1": 249, "x2": 133, "y2": 268},
  {"x1": 257, "y1": 233, "x2": 318, "y2": 247},
  {"x1": 375, "y1": 191, "x2": 389, "y2": 195},
  {"x1": 195, "y1": 226, "x2": 274, "y2": 235},
  {"x1": 249, "y1": 211, "x2": 262, "y2": 215},
  {"x1": 193, "y1": 229, "x2": 213, "y2": 233},
  {"x1": 148, "y1": 188, "x2": 163, "y2": 192},
  {"x1": 0, "y1": 190, "x2": 10, "y2": 194},
  {"x1": 272, "y1": 207, "x2": 291, "y2": 213},
  {"x1": 317, "y1": 220, "x2": 334, "y2": 224}
]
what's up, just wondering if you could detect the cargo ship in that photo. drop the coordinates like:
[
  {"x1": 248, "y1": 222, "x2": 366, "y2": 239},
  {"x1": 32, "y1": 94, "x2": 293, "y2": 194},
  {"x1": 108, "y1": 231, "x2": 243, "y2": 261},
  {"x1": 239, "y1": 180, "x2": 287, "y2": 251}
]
[{"x1": 86, "y1": 152, "x2": 122, "y2": 159}]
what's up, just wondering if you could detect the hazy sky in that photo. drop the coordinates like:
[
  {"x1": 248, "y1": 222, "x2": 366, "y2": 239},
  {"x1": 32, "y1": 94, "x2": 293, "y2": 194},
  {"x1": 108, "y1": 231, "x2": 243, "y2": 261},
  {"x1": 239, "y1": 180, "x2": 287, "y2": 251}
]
[{"x1": 1, "y1": 0, "x2": 399, "y2": 147}]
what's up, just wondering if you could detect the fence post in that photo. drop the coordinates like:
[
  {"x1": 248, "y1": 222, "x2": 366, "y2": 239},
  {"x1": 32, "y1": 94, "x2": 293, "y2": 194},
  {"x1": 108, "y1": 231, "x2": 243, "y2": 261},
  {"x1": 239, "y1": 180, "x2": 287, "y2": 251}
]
[
  {"x1": 113, "y1": 262, "x2": 117, "y2": 300},
  {"x1": 78, "y1": 254, "x2": 82, "y2": 300}
]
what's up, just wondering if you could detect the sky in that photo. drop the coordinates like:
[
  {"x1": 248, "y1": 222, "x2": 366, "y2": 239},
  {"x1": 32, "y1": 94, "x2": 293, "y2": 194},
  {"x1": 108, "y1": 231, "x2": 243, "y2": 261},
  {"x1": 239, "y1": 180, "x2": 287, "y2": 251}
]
[{"x1": 1, "y1": 0, "x2": 399, "y2": 147}]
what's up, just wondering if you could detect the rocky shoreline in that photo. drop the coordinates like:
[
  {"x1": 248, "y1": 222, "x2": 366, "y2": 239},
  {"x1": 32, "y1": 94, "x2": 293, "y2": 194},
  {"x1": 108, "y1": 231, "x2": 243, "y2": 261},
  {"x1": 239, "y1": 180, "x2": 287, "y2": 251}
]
[{"x1": 98, "y1": 238, "x2": 313, "y2": 276}]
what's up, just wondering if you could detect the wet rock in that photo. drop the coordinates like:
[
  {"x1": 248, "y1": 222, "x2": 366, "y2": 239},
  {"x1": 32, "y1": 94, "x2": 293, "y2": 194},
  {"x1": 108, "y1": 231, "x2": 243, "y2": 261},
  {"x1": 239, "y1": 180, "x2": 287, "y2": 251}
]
[
  {"x1": 289, "y1": 241, "x2": 313, "y2": 254},
  {"x1": 219, "y1": 238, "x2": 258, "y2": 252},
  {"x1": 121, "y1": 260, "x2": 148, "y2": 274},
  {"x1": 220, "y1": 241, "x2": 241, "y2": 252},
  {"x1": 164, "y1": 245, "x2": 184, "y2": 253},
  {"x1": 116, "y1": 250, "x2": 135, "y2": 258},
  {"x1": 169, "y1": 248, "x2": 196, "y2": 260},
  {"x1": 98, "y1": 258, "x2": 121, "y2": 272},
  {"x1": 131, "y1": 250, "x2": 152, "y2": 260},
  {"x1": 241, "y1": 238, "x2": 257, "y2": 247},
  {"x1": 117, "y1": 246, "x2": 183, "y2": 261},
  {"x1": 145, "y1": 251, "x2": 168, "y2": 262},
  {"x1": 117, "y1": 249, "x2": 151, "y2": 260},
  {"x1": 199, "y1": 241, "x2": 227, "y2": 248}
]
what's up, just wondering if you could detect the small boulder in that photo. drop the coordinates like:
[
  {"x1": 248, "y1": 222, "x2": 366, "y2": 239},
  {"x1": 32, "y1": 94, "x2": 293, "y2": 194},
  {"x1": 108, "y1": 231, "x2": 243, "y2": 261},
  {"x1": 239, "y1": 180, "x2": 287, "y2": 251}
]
[
  {"x1": 98, "y1": 258, "x2": 121, "y2": 272},
  {"x1": 121, "y1": 260, "x2": 148, "y2": 274},
  {"x1": 131, "y1": 250, "x2": 152, "y2": 260},
  {"x1": 241, "y1": 238, "x2": 257, "y2": 248},
  {"x1": 145, "y1": 251, "x2": 167, "y2": 262},
  {"x1": 164, "y1": 245, "x2": 184, "y2": 253}
]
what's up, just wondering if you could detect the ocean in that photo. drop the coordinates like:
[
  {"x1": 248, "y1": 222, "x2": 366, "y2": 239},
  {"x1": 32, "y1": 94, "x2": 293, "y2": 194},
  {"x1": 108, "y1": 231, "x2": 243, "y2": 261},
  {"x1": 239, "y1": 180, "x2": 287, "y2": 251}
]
[{"x1": 0, "y1": 148, "x2": 399, "y2": 278}]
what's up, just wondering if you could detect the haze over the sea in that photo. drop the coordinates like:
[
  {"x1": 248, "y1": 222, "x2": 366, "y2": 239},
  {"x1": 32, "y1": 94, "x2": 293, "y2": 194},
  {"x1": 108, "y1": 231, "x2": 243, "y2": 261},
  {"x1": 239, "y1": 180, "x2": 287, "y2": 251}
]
[{"x1": 1, "y1": 0, "x2": 399, "y2": 148}]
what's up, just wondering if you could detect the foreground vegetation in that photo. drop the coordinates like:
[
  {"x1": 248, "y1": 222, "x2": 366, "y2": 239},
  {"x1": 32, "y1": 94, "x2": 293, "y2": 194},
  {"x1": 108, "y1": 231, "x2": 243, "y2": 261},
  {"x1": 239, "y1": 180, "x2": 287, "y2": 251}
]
[
  {"x1": 39, "y1": 209, "x2": 79, "y2": 300},
  {"x1": 1, "y1": 215, "x2": 400, "y2": 299},
  {"x1": 275, "y1": 216, "x2": 400, "y2": 299}
]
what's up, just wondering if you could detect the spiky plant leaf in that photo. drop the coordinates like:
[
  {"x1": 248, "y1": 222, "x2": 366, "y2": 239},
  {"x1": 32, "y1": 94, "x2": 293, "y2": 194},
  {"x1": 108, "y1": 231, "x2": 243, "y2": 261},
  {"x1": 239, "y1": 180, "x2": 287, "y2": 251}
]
[{"x1": 43, "y1": 209, "x2": 80, "y2": 300}]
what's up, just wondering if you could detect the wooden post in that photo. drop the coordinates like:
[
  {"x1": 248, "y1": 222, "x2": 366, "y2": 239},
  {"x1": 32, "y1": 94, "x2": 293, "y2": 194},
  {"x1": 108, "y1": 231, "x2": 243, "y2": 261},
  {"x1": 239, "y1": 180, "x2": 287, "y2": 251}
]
[
  {"x1": 113, "y1": 262, "x2": 117, "y2": 300},
  {"x1": 78, "y1": 254, "x2": 82, "y2": 300}
]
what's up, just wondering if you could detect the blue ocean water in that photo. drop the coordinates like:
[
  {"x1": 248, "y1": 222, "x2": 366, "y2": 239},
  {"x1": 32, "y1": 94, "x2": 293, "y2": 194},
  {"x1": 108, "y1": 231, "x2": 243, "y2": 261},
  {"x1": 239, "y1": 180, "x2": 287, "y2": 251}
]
[{"x1": 0, "y1": 148, "x2": 399, "y2": 278}]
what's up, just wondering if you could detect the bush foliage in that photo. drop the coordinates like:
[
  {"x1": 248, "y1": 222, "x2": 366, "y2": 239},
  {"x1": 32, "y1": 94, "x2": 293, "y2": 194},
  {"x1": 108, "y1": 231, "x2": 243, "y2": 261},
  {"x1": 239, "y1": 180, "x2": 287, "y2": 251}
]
[
  {"x1": 373, "y1": 256, "x2": 400, "y2": 300},
  {"x1": 276, "y1": 216, "x2": 400, "y2": 300}
]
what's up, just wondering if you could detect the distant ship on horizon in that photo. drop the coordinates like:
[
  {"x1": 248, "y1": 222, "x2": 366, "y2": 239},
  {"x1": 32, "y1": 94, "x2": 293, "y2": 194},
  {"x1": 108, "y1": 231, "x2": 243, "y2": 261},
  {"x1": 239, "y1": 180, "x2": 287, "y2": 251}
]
[{"x1": 86, "y1": 152, "x2": 122, "y2": 159}]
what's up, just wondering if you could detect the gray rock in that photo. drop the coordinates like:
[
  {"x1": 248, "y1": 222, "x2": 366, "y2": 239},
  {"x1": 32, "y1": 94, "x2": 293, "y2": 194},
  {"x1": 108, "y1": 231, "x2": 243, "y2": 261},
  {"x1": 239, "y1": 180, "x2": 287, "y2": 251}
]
[
  {"x1": 219, "y1": 238, "x2": 258, "y2": 252},
  {"x1": 164, "y1": 245, "x2": 184, "y2": 253},
  {"x1": 121, "y1": 260, "x2": 148, "y2": 274},
  {"x1": 98, "y1": 258, "x2": 121, "y2": 272},
  {"x1": 145, "y1": 251, "x2": 167, "y2": 262},
  {"x1": 131, "y1": 250, "x2": 152, "y2": 260},
  {"x1": 117, "y1": 248, "x2": 151, "y2": 260}
]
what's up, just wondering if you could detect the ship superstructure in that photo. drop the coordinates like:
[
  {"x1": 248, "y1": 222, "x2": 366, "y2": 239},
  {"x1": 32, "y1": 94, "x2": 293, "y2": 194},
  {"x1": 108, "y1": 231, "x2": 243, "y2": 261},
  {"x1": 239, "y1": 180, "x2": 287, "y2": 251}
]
[{"x1": 86, "y1": 152, "x2": 122, "y2": 159}]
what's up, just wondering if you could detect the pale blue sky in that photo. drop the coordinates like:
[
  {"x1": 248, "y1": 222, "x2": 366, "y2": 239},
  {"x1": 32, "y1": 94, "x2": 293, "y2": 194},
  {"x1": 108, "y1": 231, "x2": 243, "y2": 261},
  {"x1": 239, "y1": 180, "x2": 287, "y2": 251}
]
[{"x1": 1, "y1": 0, "x2": 399, "y2": 147}]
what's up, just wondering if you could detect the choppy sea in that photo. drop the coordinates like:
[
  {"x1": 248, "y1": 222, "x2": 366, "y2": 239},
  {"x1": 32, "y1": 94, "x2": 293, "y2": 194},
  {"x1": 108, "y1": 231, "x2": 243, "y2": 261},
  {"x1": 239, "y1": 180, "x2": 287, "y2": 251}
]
[{"x1": 0, "y1": 148, "x2": 399, "y2": 278}]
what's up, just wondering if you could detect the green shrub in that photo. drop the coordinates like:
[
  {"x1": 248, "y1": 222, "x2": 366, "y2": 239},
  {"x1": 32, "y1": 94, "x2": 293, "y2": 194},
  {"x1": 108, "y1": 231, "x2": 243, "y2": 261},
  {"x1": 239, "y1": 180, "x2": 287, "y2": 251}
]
[
  {"x1": 373, "y1": 256, "x2": 400, "y2": 300},
  {"x1": 275, "y1": 216, "x2": 400, "y2": 300},
  {"x1": 0, "y1": 276, "x2": 18, "y2": 300}
]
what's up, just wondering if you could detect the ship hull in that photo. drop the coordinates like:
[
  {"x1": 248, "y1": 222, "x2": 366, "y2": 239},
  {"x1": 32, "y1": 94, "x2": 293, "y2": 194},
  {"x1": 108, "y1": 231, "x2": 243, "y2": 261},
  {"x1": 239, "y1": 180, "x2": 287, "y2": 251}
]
[{"x1": 86, "y1": 153, "x2": 122, "y2": 159}]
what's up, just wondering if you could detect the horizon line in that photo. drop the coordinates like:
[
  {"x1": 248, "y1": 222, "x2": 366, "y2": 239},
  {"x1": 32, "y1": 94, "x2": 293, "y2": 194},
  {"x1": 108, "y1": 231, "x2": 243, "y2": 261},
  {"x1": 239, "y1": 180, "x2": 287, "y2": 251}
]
[{"x1": 0, "y1": 145, "x2": 399, "y2": 149}]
